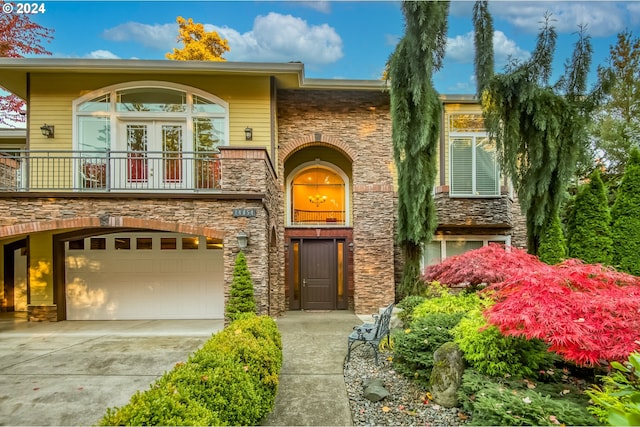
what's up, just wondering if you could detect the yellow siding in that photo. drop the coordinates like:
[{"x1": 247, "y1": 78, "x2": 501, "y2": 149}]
[
  {"x1": 29, "y1": 72, "x2": 273, "y2": 150},
  {"x1": 29, "y1": 231, "x2": 54, "y2": 305},
  {"x1": 27, "y1": 73, "x2": 273, "y2": 187}
]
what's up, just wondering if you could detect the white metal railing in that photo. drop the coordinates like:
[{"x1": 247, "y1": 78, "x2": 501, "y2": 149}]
[{"x1": 0, "y1": 150, "x2": 222, "y2": 192}]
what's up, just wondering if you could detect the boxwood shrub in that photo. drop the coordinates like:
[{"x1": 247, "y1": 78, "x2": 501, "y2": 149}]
[{"x1": 98, "y1": 314, "x2": 282, "y2": 426}]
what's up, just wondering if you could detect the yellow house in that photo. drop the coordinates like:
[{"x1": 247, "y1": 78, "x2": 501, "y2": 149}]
[{"x1": 0, "y1": 58, "x2": 524, "y2": 321}]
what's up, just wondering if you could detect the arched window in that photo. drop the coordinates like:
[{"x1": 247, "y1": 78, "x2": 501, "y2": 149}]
[
  {"x1": 73, "y1": 82, "x2": 227, "y2": 190},
  {"x1": 288, "y1": 163, "x2": 348, "y2": 226}
]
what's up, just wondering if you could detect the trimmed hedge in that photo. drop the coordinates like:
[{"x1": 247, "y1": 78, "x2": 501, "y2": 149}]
[{"x1": 98, "y1": 314, "x2": 282, "y2": 426}]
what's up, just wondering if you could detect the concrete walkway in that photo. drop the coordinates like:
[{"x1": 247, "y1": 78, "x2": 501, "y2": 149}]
[{"x1": 262, "y1": 310, "x2": 362, "y2": 427}]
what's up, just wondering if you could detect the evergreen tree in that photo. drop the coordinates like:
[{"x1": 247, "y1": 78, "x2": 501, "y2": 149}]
[
  {"x1": 611, "y1": 148, "x2": 640, "y2": 275},
  {"x1": 475, "y1": 9, "x2": 609, "y2": 255},
  {"x1": 567, "y1": 169, "x2": 613, "y2": 264},
  {"x1": 225, "y1": 252, "x2": 257, "y2": 322},
  {"x1": 538, "y1": 212, "x2": 567, "y2": 265},
  {"x1": 590, "y1": 31, "x2": 640, "y2": 176},
  {"x1": 388, "y1": 1, "x2": 449, "y2": 299},
  {"x1": 473, "y1": 0, "x2": 494, "y2": 97}
]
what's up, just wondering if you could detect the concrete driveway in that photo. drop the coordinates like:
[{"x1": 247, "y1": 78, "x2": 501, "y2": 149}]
[{"x1": 0, "y1": 313, "x2": 223, "y2": 426}]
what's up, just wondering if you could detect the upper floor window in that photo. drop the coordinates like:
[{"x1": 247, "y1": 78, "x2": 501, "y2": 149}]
[
  {"x1": 289, "y1": 164, "x2": 347, "y2": 226},
  {"x1": 73, "y1": 82, "x2": 228, "y2": 190},
  {"x1": 449, "y1": 113, "x2": 499, "y2": 197}
]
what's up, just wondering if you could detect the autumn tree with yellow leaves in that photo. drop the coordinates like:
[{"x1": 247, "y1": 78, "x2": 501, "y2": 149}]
[{"x1": 166, "y1": 16, "x2": 229, "y2": 61}]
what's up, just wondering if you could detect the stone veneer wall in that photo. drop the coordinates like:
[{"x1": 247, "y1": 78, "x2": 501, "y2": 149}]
[
  {"x1": 0, "y1": 149, "x2": 284, "y2": 320},
  {"x1": 434, "y1": 189, "x2": 513, "y2": 228},
  {"x1": 277, "y1": 89, "x2": 395, "y2": 314}
]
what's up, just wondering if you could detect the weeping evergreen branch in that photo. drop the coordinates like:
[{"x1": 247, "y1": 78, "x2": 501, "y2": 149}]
[
  {"x1": 473, "y1": 0, "x2": 494, "y2": 96},
  {"x1": 389, "y1": 1, "x2": 449, "y2": 299},
  {"x1": 476, "y1": 9, "x2": 607, "y2": 254}
]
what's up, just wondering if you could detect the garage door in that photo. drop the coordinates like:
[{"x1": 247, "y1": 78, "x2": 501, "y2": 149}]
[{"x1": 65, "y1": 232, "x2": 224, "y2": 320}]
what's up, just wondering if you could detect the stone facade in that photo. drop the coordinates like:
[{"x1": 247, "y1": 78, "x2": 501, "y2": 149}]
[
  {"x1": 434, "y1": 188, "x2": 513, "y2": 228},
  {"x1": 0, "y1": 148, "x2": 286, "y2": 320},
  {"x1": 277, "y1": 89, "x2": 396, "y2": 314}
]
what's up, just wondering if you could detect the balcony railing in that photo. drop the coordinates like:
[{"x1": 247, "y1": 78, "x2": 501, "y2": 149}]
[
  {"x1": 293, "y1": 209, "x2": 346, "y2": 225},
  {"x1": 0, "y1": 150, "x2": 222, "y2": 192}
]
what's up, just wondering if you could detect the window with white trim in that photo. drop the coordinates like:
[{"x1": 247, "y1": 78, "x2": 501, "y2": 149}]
[
  {"x1": 449, "y1": 113, "x2": 499, "y2": 197},
  {"x1": 73, "y1": 82, "x2": 227, "y2": 190},
  {"x1": 422, "y1": 235, "x2": 510, "y2": 267}
]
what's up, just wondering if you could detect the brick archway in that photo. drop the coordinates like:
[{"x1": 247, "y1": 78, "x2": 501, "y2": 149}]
[
  {"x1": 279, "y1": 133, "x2": 357, "y2": 166},
  {"x1": 0, "y1": 216, "x2": 225, "y2": 240}
]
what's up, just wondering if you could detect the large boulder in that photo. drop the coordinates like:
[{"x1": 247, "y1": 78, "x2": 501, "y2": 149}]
[
  {"x1": 429, "y1": 342, "x2": 465, "y2": 408},
  {"x1": 363, "y1": 378, "x2": 389, "y2": 402}
]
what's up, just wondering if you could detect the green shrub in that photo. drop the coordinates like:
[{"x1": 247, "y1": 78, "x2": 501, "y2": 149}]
[
  {"x1": 98, "y1": 382, "x2": 219, "y2": 426},
  {"x1": 458, "y1": 369, "x2": 597, "y2": 426},
  {"x1": 451, "y1": 309, "x2": 554, "y2": 378},
  {"x1": 98, "y1": 314, "x2": 282, "y2": 427},
  {"x1": 412, "y1": 288, "x2": 485, "y2": 320},
  {"x1": 587, "y1": 352, "x2": 640, "y2": 426},
  {"x1": 392, "y1": 312, "x2": 464, "y2": 385},
  {"x1": 225, "y1": 252, "x2": 257, "y2": 322},
  {"x1": 567, "y1": 169, "x2": 613, "y2": 264},
  {"x1": 195, "y1": 315, "x2": 282, "y2": 415},
  {"x1": 162, "y1": 357, "x2": 262, "y2": 426},
  {"x1": 538, "y1": 212, "x2": 567, "y2": 264},
  {"x1": 611, "y1": 148, "x2": 640, "y2": 275},
  {"x1": 396, "y1": 295, "x2": 426, "y2": 327}
]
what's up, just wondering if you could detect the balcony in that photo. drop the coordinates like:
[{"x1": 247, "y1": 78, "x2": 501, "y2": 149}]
[{"x1": 0, "y1": 148, "x2": 275, "y2": 194}]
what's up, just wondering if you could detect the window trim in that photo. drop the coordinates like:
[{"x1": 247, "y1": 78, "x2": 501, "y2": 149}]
[
  {"x1": 286, "y1": 160, "x2": 350, "y2": 227},
  {"x1": 422, "y1": 235, "x2": 511, "y2": 268},
  {"x1": 449, "y1": 132, "x2": 500, "y2": 198}
]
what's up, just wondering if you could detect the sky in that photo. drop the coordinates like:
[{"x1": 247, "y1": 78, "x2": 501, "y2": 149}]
[{"x1": 8, "y1": 0, "x2": 640, "y2": 94}]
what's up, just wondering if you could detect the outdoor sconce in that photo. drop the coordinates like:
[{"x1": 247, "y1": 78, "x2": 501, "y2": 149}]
[
  {"x1": 237, "y1": 231, "x2": 249, "y2": 250},
  {"x1": 244, "y1": 127, "x2": 253, "y2": 141},
  {"x1": 40, "y1": 124, "x2": 54, "y2": 138}
]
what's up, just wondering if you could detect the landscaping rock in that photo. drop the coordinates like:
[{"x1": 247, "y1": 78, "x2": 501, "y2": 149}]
[
  {"x1": 363, "y1": 378, "x2": 389, "y2": 402},
  {"x1": 430, "y1": 342, "x2": 465, "y2": 408}
]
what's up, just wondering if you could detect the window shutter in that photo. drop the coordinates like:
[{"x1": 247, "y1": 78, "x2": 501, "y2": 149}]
[
  {"x1": 450, "y1": 138, "x2": 473, "y2": 195},
  {"x1": 475, "y1": 138, "x2": 499, "y2": 195}
]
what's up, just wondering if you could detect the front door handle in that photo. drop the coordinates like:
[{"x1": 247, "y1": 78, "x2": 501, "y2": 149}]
[{"x1": 303, "y1": 279, "x2": 307, "y2": 288}]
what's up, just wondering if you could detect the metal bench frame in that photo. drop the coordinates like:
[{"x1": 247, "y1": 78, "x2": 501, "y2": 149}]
[{"x1": 346, "y1": 303, "x2": 394, "y2": 365}]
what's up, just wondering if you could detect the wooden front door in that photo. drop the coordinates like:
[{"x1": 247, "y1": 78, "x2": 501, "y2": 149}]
[
  {"x1": 301, "y1": 240, "x2": 336, "y2": 310},
  {"x1": 288, "y1": 238, "x2": 348, "y2": 311}
]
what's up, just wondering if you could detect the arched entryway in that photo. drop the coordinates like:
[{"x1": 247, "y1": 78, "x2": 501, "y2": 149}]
[{"x1": 284, "y1": 145, "x2": 353, "y2": 310}]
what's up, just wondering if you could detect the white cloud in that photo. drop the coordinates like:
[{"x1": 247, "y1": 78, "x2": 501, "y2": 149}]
[
  {"x1": 102, "y1": 22, "x2": 177, "y2": 50},
  {"x1": 493, "y1": 2, "x2": 626, "y2": 37},
  {"x1": 85, "y1": 50, "x2": 120, "y2": 59},
  {"x1": 298, "y1": 1, "x2": 331, "y2": 13},
  {"x1": 99, "y1": 13, "x2": 343, "y2": 67},
  {"x1": 446, "y1": 31, "x2": 530, "y2": 67},
  {"x1": 214, "y1": 13, "x2": 343, "y2": 65}
]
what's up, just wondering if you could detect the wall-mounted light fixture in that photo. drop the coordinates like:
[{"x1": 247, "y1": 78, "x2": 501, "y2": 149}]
[
  {"x1": 237, "y1": 231, "x2": 249, "y2": 250},
  {"x1": 244, "y1": 127, "x2": 253, "y2": 141},
  {"x1": 40, "y1": 124, "x2": 54, "y2": 138}
]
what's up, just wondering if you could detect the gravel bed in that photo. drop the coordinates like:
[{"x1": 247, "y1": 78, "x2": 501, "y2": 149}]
[{"x1": 344, "y1": 345, "x2": 468, "y2": 426}]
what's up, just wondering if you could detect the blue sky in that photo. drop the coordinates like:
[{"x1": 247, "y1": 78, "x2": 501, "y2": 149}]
[{"x1": 11, "y1": 1, "x2": 640, "y2": 94}]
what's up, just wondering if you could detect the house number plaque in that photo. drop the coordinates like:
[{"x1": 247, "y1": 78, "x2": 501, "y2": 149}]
[{"x1": 232, "y1": 208, "x2": 257, "y2": 218}]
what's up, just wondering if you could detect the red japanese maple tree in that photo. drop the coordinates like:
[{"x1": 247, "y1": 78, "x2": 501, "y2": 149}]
[
  {"x1": 422, "y1": 243, "x2": 548, "y2": 287},
  {"x1": 424, "y1": 244, "x2": 640, "y2": 366},
  {"x1": 483, "y1": 259, "x2": 640, "y2": 366},
  {"x1": 0, "y1": 2, "x2": 54, "y2": 125}
]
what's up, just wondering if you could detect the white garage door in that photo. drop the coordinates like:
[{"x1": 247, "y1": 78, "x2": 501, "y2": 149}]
[{"x1": 65, "y1": 232, "x2": 224, "y2": 320}]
